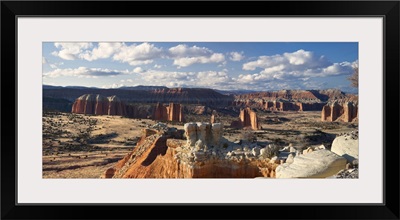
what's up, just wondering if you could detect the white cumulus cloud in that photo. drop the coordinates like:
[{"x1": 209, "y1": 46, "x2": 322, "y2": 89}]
[
  {"x1": 133, "y1": 67, "x2": 144, "y2": 73},
  {"x1": 241, "y1": 49, "x2": 355, "y2": 82},
  {"x1": 168, "y1": 44, "x2": 225, "y2": 68},
  {"x1": 137, "y1": 69, "x2": 234, "y2": 89},
  {"x1": 79, "y1": 42, "x2": 123, "y2": 61},
  {"x1": 229, "y1": 51, "x2": 244, "y2": 61},
  {"x1": 52, "y1": 43, "x2": 93, "y2": 60},
  {"x1": 112, "y1": 42, "x2": 163, "y2": 66}
]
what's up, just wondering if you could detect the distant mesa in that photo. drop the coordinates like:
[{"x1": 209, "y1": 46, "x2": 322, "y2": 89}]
[
  {"x1": 51, "y1": 86, "x2": 358, "y2": 115},
  {"x1": 321, "y1": 101, "x2": 358, "y2": 122},
  {"x1": 263, "y1": 100, "x2": 325, "y2": 111},
  {"x1": 232, "y1": 89, "x2": 352, "y2": 112},
  {"x1": 71, "y1": 94, "x2": 185, "y2": 122}
]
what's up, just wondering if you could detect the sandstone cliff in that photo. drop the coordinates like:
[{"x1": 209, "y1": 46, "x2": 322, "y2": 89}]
[
  {"x1": 72, "y1": 94, "x2": 111, "y2": 115},
  {"x1": 153, "y1": 103, "x2": 185, "y2": 122},
  {"x1": 72, "y1": 94, "x2": 130, "y2": 117},
  {"x1": 321, "y1": 101, "x2": 358, "y2": 122},
  {"x1": 239, "y1": 108, "x2": 261, "y2": 130},
  {"x1": 72, "y1": 94, "x2": 184, "y2": 120}
]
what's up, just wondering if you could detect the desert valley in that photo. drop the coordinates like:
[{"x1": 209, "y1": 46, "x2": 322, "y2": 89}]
[{"x1": 42, "y1": 86, "x2": 359, "y2": 179}]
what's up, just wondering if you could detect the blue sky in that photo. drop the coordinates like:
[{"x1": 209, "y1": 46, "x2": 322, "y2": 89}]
[{"x1": 42, "y1": 42, "x2": 358, "y2": 93}]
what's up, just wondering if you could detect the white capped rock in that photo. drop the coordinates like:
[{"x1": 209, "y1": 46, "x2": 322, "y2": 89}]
[
  {"x1": 331, "y1": 135, "x2": 359, "y2": 163},
  {"x1": 184, "y1": 123, "x2": 197, "y2": 147},
  {"x1": 316, "y1": 145, "x2": 326, "y2": 150},
  {"x1": 211, "y1": 123, "x2": 223, "y2": 147},
  {"x1": 286, "y1": 153, "x2": 294, "y2": 164},
  {"x1": 269, "y1": 156, "x2": 278, "y2": 164},
  {"x1": 195, "y1": 139, "x2": 204, "y2": 151},
  {"x1": 276, "y1": 149, "x2": 347, "y2": 178},
  {"x1": 252, "y1": 147, "x2": 260, "y2": 157}
]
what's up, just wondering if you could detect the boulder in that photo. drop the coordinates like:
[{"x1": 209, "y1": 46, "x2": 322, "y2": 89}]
[
  {"x1": 331, "y1": 135, "x2": 359, "y2": 163},
  {"x1": 276, "y1": 149, "x2": 347, "y2": 178}
]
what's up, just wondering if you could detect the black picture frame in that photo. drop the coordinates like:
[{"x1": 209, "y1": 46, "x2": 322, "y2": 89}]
[{"x1": 1, "y1": 1, "x2": 399, "y2": 219}]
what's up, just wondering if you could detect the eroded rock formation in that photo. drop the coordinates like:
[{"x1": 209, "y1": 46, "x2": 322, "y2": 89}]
[
  {"x1": 105, "y1": 121, "x2": 350, "y2": 179},
  {"x1": 108, "y1": 95, "x2": 126, "y2": 116},
  {"x1": 72, "y1": 94, "x2": 152, "y2": 118},
  {"x1": 210, "y1": 110, "x2": 218, "y2": 124},
  {"x1": 239, "y1": 108, "x2": 261, "y2": 130},
  {"x1": 72, "y1": 94, "x2": 138, "y2": 117},
  {"x1": 106, "y1": 122, "x2": 278, "y2": 178},
  {"x1": 321, "y1": 101, "x2": 358, "y2": 122},
  {"x1": 153, "y1": 103, "x2": 185, "y2": 122}
]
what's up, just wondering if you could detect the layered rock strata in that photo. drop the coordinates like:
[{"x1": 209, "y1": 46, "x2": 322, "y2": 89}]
[
  {"x1": 321, "y1": 101, "x2": 358, "y2": 122},
  {"x1": 231, "y1": 108, "x2": 261, "y2": 130},
  {"x1": 153, "y1": 103, "x2": 185, "y2": 122},
  {"x1": 106, "y1": 122, "x2": 279, "y2": 178},
  {"x1": 72, "y1": 94, "x2": 127, "y2": 116}
]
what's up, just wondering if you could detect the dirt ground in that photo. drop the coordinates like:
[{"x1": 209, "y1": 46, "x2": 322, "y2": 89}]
[
  {"x1": 42, "y1": 112, "x2": 158, "y2": 178},
  {"x1": 43, "y1": 110, "x2": 357, "y2": 178}
]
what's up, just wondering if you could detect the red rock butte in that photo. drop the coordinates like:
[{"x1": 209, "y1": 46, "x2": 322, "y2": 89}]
[
  {"x1": 321, "y1": 101, "x2": 358, "y2": 122},
  {"x1": 71, "y1": 94, "x2": 127, "y2": 116},
  {"x1": 153, "y1": 103, "x2": 185, "y2": 122},
  {"x1": 231, "y1": 107, "x2": 261, "y2": 130}
]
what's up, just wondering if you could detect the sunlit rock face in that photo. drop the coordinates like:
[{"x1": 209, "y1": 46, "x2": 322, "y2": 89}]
[
  {"x1": 153, "y1": 103, "x2": 185, "y2": 122},
  {"x1": 106, "y1": 122, "x2": 280, "y2": 179},
  {"x1": 321, "y1": 101, "x2": 358, "y2": 122}
]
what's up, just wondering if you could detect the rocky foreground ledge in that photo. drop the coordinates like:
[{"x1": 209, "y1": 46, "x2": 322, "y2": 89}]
[{"x1": 103, "y1": 123, "x2": 358, "y2": 179}]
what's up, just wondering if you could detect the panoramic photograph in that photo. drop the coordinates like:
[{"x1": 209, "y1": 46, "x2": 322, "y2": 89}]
[{"x1": 42, "y1": 42, "x2": 359, "y2": 179}]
